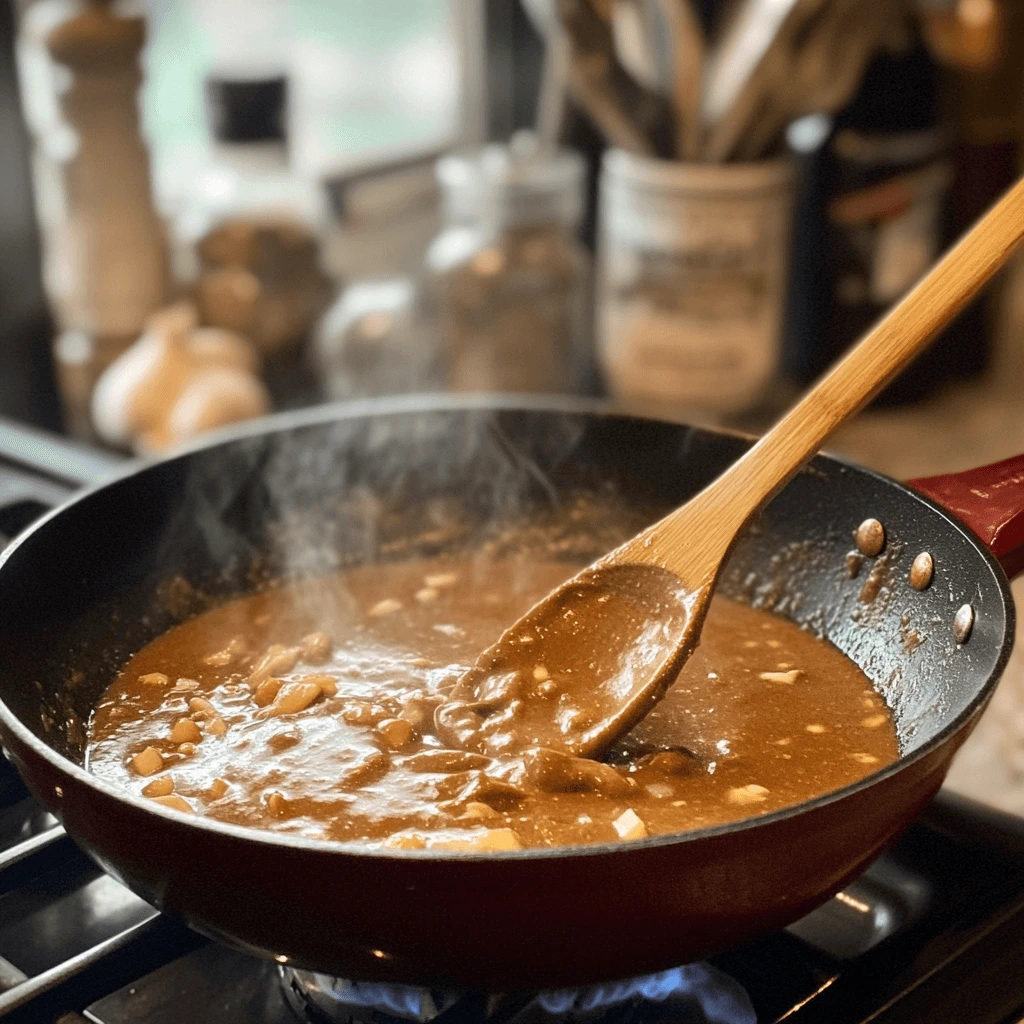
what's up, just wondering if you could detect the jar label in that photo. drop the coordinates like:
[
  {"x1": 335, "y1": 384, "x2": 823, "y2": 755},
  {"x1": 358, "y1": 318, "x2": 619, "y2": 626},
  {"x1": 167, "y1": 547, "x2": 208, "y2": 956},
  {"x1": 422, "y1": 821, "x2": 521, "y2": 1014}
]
[{"x1": 598, "y1": 196, "x2": 790, "y2": 413}]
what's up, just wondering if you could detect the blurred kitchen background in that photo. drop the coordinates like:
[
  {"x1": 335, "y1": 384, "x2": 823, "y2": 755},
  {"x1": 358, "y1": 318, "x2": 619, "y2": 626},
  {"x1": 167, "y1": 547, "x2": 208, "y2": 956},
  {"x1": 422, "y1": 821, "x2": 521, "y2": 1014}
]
[{"x1": 3, "y1": 0, "x2": 1024, "y2": 806}]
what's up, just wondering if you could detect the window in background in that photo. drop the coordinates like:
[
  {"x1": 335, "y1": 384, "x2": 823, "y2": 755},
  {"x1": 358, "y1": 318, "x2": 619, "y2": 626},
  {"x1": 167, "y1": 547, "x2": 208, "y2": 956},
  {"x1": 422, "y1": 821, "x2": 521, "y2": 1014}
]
[{"x1": 142, "y1": 0, "x2": 484, "y2": 216}]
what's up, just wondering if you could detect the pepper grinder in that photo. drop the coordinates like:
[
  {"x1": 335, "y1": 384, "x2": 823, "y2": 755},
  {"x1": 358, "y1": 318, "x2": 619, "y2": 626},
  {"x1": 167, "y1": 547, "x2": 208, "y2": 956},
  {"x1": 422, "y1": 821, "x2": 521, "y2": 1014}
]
[{"x1": 31, "y1": 0, "x2": 167, "y2": 436}]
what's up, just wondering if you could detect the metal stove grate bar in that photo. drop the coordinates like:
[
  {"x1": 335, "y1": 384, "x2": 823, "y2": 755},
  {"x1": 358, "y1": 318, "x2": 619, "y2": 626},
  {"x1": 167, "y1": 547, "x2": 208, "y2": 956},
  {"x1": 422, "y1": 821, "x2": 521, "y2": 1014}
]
[
  {"x1": 0, "y1": 957, "x2": 25, "y2": 991},
  {"x1": 0, "y1": 917, "x2": 161, "y2": 1017},
  {"x1": 0, "y1": 818, "x2": 153, "y2": 1017},
  {"x1": 0, "y1": 824, "x2": 68, "y2": 875},
  {"x1": 0, "y1": 774, "x2": 202, "y2": 1022}
]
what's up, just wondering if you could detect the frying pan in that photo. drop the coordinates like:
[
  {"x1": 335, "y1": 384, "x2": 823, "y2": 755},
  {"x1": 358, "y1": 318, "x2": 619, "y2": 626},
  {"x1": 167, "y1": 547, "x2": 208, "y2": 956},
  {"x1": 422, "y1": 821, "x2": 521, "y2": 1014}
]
[{"x1": 0, "y1": 395, "x2": 1022, "y2": 990}]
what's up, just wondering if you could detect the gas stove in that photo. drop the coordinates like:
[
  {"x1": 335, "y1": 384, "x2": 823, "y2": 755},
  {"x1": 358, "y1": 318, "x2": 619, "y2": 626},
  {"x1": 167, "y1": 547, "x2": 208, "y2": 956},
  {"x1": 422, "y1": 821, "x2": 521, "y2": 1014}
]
[{"x1": 2, "y1": 419, "x2": 1024, "y2": 1024}]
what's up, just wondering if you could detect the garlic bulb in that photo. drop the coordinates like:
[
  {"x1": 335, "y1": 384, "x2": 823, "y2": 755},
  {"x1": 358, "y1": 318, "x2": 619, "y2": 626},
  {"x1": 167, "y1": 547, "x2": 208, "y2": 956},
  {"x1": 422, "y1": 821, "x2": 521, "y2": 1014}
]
[{"x1": 91, "y1": 301, "x2": 270, "y2": 453}]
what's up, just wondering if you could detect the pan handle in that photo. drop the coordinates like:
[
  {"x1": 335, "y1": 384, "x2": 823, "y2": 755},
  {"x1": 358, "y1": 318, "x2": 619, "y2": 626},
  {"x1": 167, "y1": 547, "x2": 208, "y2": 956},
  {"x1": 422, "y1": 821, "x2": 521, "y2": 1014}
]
[{"x1": 910, "y1": 454, "x2": 1024, "y2": 580}]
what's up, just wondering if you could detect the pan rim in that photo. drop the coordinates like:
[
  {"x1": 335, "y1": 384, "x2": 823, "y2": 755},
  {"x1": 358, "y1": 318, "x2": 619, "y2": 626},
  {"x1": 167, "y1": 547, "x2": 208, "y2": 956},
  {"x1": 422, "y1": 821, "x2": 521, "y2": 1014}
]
[{"x1": 0, "y1": 393, "x2": 1015, "y2": 863}]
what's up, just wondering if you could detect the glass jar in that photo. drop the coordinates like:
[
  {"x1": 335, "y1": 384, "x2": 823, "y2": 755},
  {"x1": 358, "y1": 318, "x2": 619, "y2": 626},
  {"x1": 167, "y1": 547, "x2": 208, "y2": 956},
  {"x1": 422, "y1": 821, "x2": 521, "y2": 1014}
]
[
  {"x1": 597, "y1": 149, "x2": 795, "y2": 419},
  {"x1": 170, "y1": 77, "x2": 331, "y2": 287},
  {"x1": 425, "y1": 137, "x2": 590, "y2": 394},
  {"x1": 312, "y1": 278, "x2": 438, "y2": 399},
  {"x1": 313, "y1": 148, "x2": 484, "y2": 400}
]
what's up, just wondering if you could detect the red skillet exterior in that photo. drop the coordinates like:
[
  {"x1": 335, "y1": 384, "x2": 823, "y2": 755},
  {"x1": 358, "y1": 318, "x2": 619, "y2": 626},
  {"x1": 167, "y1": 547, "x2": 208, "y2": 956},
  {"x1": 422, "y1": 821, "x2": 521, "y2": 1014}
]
[
  {"x1": 2, "y1": 717, "x2": 973, "y2": 989},
  {"x1": 0, "y1": 399, "x2": 1016, "y2": 988}
]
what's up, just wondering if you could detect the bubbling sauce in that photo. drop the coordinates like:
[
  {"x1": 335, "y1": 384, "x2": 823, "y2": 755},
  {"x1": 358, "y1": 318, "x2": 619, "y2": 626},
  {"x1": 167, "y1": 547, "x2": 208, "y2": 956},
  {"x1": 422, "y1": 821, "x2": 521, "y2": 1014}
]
[{"x1": 87, "y1": 558, "x2": 898, "y2": 851}]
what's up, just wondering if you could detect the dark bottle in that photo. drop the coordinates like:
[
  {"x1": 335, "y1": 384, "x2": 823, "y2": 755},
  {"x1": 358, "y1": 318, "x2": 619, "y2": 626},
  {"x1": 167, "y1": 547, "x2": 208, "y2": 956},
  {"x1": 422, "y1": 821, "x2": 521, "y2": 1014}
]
[
  {"x1": 939, "y1": 0, "x2": 1021, "y2": 382},
  {"x1": 812, "y1": 32, "x2": 957, "y2": 405},
  {"x1": 186, "y1": 75, "x2": 332, "y2": 409}
]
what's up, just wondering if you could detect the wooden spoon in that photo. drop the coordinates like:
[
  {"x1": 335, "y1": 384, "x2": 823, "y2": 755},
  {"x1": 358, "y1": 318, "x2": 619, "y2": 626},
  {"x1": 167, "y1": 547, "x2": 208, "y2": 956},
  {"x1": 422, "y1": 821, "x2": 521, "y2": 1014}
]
[
  {"x1": 435, "y1": 177, "x2": 1024, "y2": 761},
  {"x1": 733, "y1": 0, "x2": 900, "y2": 162},
  {"x1": 702, "y1": 0, "x2": 824, "y2": 160},
  {"x1": 644, "y1": 0, "x2": 705, "y2": 160}
]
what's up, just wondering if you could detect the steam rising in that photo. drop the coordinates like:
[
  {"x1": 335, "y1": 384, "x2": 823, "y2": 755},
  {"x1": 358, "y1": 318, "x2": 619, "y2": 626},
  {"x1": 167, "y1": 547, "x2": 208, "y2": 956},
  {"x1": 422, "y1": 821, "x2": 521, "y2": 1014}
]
[{"x1": 152, "y1": 408, "x2": 653, "y2": 654}]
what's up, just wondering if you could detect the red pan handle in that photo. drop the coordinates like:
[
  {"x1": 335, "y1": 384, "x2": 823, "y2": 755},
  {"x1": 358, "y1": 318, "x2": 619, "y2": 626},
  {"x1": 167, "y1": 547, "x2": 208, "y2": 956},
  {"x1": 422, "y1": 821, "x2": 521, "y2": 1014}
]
[{"x1": 910, "y1": 453, "x2": 1024, "y2": 580}]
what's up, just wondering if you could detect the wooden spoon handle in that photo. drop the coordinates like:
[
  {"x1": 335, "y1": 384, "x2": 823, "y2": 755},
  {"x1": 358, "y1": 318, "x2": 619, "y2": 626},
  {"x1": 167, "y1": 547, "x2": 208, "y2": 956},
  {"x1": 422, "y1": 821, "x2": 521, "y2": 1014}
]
[
  {"x1": 707, "y1": 176, "x2": 1024, "y2": 533},
  {"x1": 657, "y1": 0, "x2": 704, "y2": 161}
]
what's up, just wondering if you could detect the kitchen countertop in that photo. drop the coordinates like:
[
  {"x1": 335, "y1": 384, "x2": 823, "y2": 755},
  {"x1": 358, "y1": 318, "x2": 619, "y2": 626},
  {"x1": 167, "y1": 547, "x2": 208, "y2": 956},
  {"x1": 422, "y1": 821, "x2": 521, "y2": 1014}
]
[{"x1": 829, "y1": 376, "x2": 1024, "y2": 814}]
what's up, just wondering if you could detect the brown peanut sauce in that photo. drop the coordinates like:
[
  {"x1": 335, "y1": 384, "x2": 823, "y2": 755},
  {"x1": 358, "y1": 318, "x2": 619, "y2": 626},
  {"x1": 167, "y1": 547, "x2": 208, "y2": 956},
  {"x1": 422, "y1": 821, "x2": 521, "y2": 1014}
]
[{"x1": 86, "y1": 558, "x2": 897, "y2": 851}]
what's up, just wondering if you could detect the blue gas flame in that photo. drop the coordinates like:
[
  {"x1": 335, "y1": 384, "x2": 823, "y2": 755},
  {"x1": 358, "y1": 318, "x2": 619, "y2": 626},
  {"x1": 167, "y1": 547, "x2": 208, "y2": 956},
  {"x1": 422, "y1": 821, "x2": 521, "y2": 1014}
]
[{"x1": 534, "y1": 963, "x2": 756, "y2": 1023}]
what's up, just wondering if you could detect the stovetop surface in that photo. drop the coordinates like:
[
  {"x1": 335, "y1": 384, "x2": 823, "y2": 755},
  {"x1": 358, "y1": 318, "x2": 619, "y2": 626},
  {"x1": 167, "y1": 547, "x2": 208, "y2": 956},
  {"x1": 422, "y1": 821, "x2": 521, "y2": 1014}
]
[{"x1": 2, "y1": 428, "x2": 1024, "y2": 1024}]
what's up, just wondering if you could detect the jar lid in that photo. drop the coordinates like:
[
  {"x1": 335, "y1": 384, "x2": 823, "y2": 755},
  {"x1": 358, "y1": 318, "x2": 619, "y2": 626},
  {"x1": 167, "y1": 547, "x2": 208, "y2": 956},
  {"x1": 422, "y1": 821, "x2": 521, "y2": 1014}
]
[
  {"x1": 435, "y1": 149, "x2": 485, "y2": 226},
  {"x1": 205, "y1": 76, "x2": 287, "y2": 145},
  {"x1": 480, "y1": 133, "x2": 586, "y2": 228}
]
